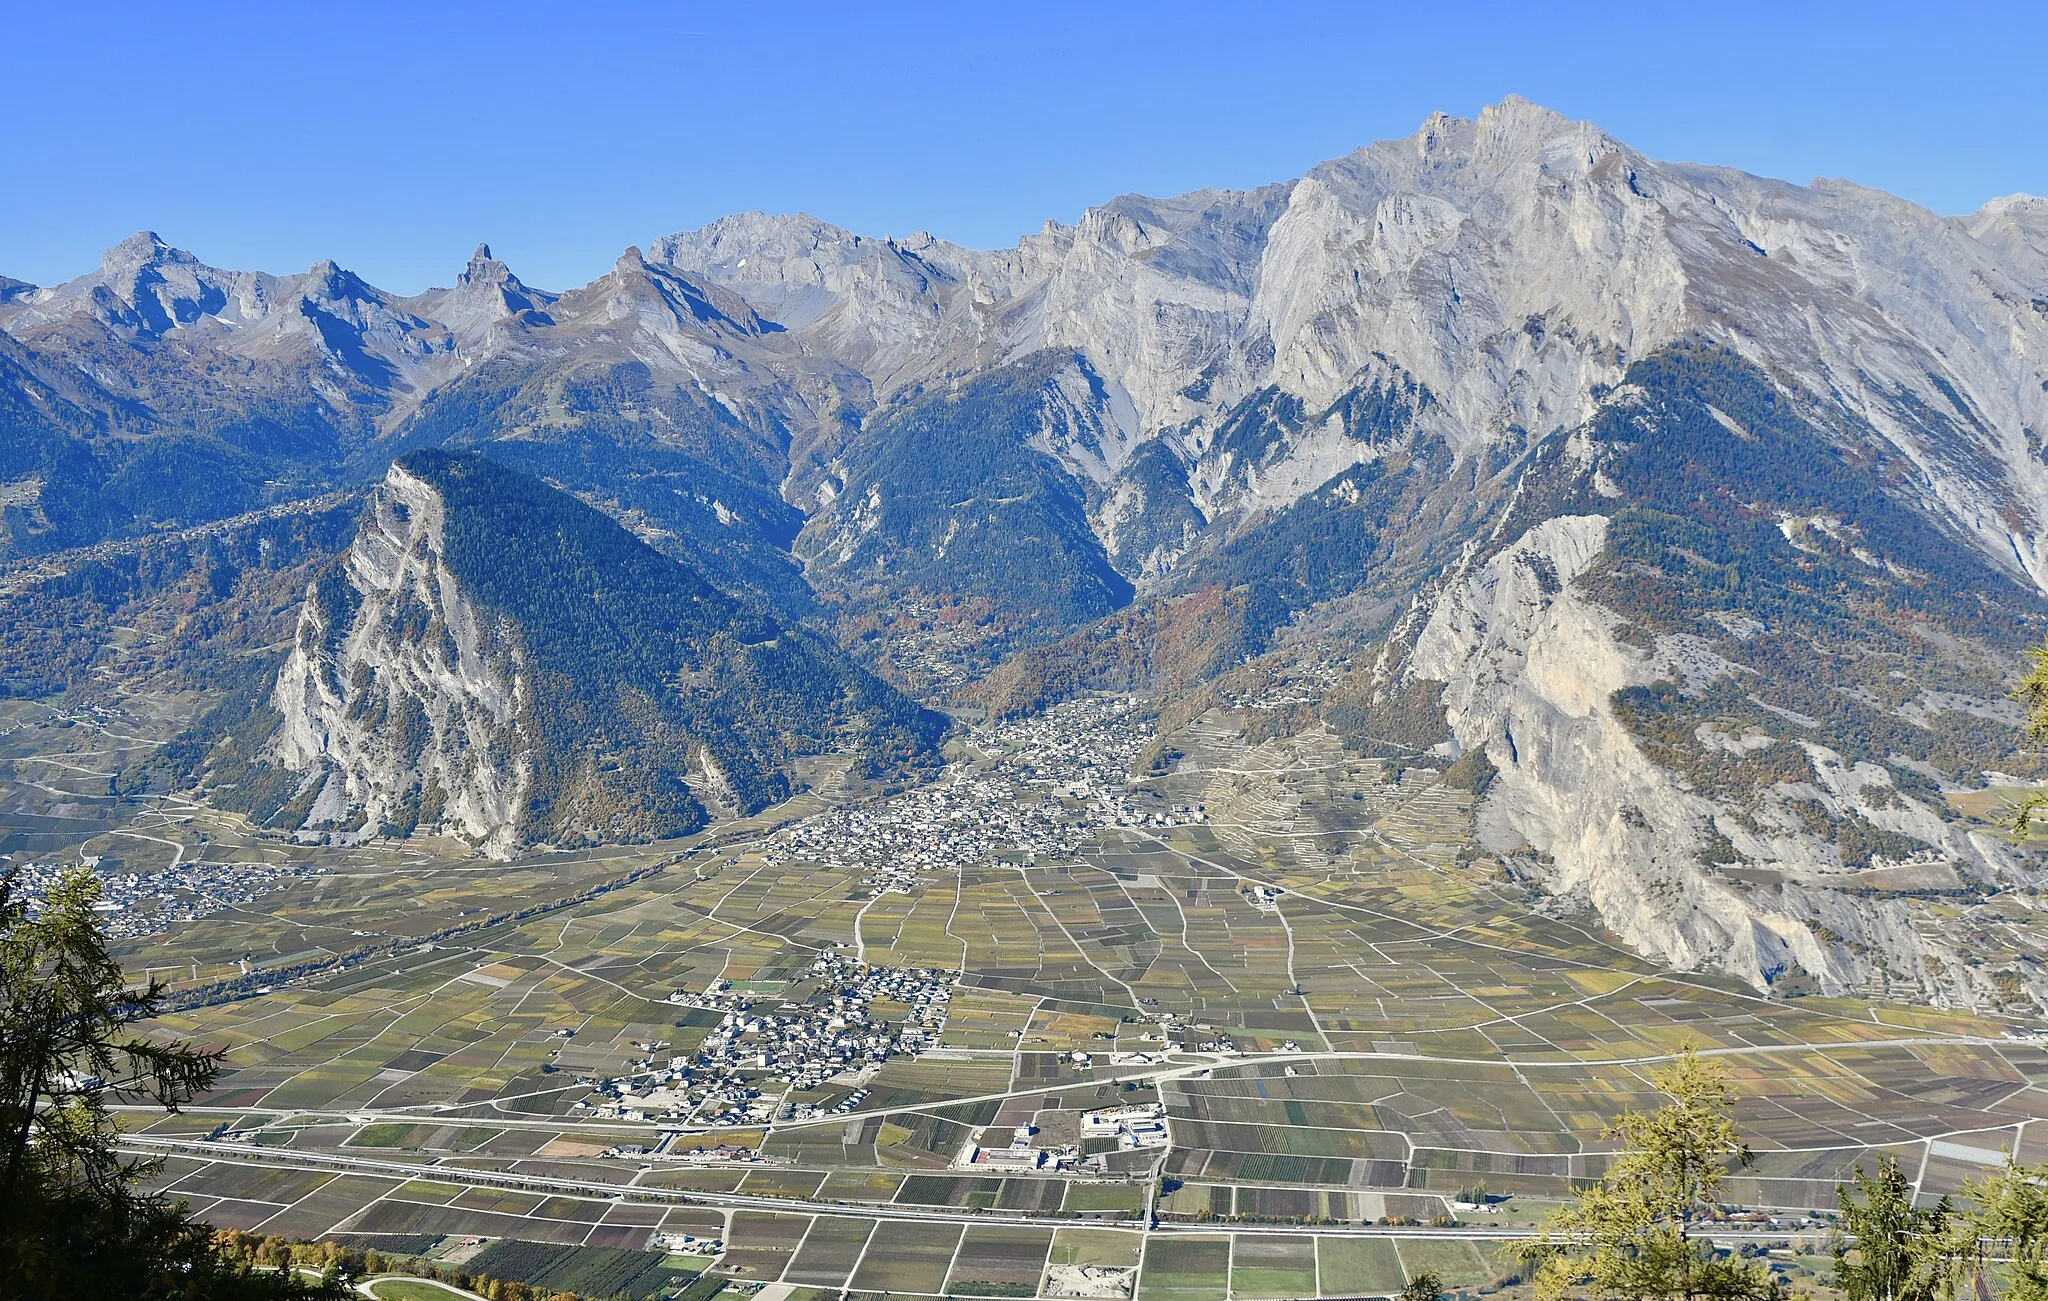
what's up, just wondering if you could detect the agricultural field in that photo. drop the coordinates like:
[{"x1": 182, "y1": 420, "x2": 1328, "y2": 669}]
[
  {"x1": 782, "y1": 1215, "x2": 877, "y2": 1286},
  {"x1": 12, "y1": 691, "x2": 2044, "y2": 1297},
  {"x1": 848, "y1": 1219, "x2": 967, "y2": 1293}
]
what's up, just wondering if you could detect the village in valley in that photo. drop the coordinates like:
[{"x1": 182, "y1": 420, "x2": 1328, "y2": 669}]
[
  {"x1": 763, "y1": 696, "x2": 1207, "y2": 898},
  {"x1": 6, "y1": 851, "x2": 325, "y2": 941},
  {"x1": 9, "y1": 687, "x2": 2043, "y2": 1301},
  {"x1": 580, "y1": 952, "x2": 958, "y2": 1129}
]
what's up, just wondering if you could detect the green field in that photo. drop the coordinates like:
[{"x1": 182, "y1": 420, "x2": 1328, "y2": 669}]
[
  {"x1": 1229, "y1": 1235, "x2": 1318, "y2": 1299},
  {"x1": 1316, "y1": 1238, "x2": 1407, "y2": 1296},
  {"x1": 1139, "y1": 1236, "x2": 1231, "y2": 1301},
  {"x1": 365, "y1": 1282, "x2": 472, "y2": 1301}
]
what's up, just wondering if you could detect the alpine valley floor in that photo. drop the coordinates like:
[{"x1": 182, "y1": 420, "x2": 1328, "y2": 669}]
[{"x1": 8, "y1": 686, "x2": 2046, "y2": 1300}]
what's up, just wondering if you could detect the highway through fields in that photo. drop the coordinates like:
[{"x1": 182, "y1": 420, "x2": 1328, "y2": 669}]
[
  {"x1": 116, "y1": 1029, "x2": 2037, "y2": 1146},
  {"x1": 116, "y1": 1132, "x2": 1828, "y2": 1246}
]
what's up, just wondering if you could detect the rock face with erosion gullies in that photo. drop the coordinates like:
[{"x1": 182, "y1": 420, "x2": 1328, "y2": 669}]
[
  {"x1": 264, "y1": 451, "x2": 944, "y2": 856},
  {"x1": 1383, "y1": 342, "x2": 2042, "y2": 1000}
]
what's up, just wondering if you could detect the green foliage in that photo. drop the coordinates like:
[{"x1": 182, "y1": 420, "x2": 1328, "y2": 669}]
[
  {"x1": 1831, "y1": 1154, "x2": 1952, "y2": 1301},
  {"x1": 1197, "y1": 461, "x2": 1396, "y2": 615},
  {"x1": 799, "y1": 351, "x2": 1135, "y2": 635},
  {"x1": 1188, "y1": 373, "x2": 1438, "y2": 623},
  {"x1": 1324, "y1": 678, "x2": 1452, "y2": 759},
  {"x1": 2011, "y1": 638, "x2": 2048, "y2": 836},
  {"x1": 0, "y1": 495, "x2": 359, "y2": 700},
  {"x1": 1399, "y1": 1270, "x2": 1446, "y2": 1301},
  {"x1": 1553, "y1": 343, "x2": 2045, "y2": 814},
  {"x1": 1591, "y1": 343, "x2": 2018, "y2": 604},
  {"x1": 1101, "y1": 439, "x2": 1205, "y2": 577},
  {"x1": 463, "y1": 1238, "x2": 689, "y2": 1299},
  {"x1": 1526, "y1": 1047, "x2": 1780, "y2": 1301},
  {"x1": 0, "y1": 355, "x2": 343, "y2": 560},
  {"x1": 1609, "y1": 679, "x2": 1810, "y2": 807},
  {"x1": 390, "y1": 356, "x2": 815, "y2": 617},
  {"x1": 1443, "y1": 747, "x2": 1498, "y2": 795},
  {"x1": 0, "y1": 869, "x2": 341, "y2": 1299},
  {"x1": 972, "y1": 584, "x2": 1270, "y2": 721},
  {"x1": 396, "y1": 451, "x2": 944, "y2": 841},
  {"x1": 1951, "y1": 1158, "x2": 2048, "y2": 1301}
]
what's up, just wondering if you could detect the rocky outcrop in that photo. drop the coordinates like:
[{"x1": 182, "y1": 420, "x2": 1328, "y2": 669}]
[
  {"x1": 1408, "y1": 515, "x2": 1836, "y2": 986},
  {"x1": 268, "y1": 453, "x2": 946, "y2": 857},
  {"x1": 1403, "y1": 508, "x2": 2011, "y2": 999},
  {"x1": 272, "y1": 460, "x2": 534, "y2": 856}
]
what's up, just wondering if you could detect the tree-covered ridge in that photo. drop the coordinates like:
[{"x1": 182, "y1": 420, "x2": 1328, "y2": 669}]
[
  {"x1": 0, "y1": 495, "x2": 362, "y2": 703},
  {"x1": 798, "y1": 351, "x2": 1136, "y2": 641},
  {"x1": 385, "y1": 354, "x2": 817, "y2": 618},
  {"x1": 392, "y1": 450, "x2": 944, "y2": 843},
  {"x1": 1540, "y1": 343, "x2": 2046, "y2": 801}
]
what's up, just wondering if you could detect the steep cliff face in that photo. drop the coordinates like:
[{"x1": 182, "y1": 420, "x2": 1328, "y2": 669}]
[
  {"x1": 1406, "y1": 513, "x2": 1856, "y2": 988},
  {"x1": 272, "y1": 461, "x2": 533, "y2": 855},
  {"x1": 268, "y1": 452, "x2": 945, "y2": 856},
  {"x1": 1383, "y1": 342, "x2": 2043, "y2": 999},
  {"x1": 1403, "y1": 505, "x2": 2026, "y2": 1000}
]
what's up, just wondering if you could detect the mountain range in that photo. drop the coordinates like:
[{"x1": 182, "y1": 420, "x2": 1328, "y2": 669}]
[{"x1": 7, "y1": 96, "x2": 2048, "y2": 1002}]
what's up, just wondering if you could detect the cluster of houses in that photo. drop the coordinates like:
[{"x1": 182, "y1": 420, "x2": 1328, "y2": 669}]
[
  {"x1": 991, "y1": 697, "x2": 1206, "y2": 836},
  {"x1": 1206, "y1": 649, "x2": 1353, "y2": 712},
  {"x1": 7, "y1": 853, "x2": 323, "y2": 940},
  {"x1": 581, "y1": 953, "x2": 955, "y2": 1127},
  {"x1": 758, "y1": 696, "x2": 1202, "y2": 900}
]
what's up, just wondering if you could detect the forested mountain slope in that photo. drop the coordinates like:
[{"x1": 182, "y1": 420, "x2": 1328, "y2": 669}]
[{"x1": 257, "y1": 451, "x2": 943, "y2": 856}]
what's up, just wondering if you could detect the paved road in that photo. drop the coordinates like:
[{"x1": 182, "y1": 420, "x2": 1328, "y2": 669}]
[
  {"x1": 116, "y1": 1026, "x2": 2034, "y2": 1155},
  {"x1": 120, "y1": 1133, "x2": 1825, "y2": 1244}
]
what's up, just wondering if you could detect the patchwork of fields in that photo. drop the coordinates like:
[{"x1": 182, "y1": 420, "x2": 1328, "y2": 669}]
[{"x1": 10, "y1": 693, "x2": 2043, "y2": 1297}]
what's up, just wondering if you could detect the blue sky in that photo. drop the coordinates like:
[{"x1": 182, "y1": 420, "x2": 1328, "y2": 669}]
[{"x1": 4, "y1": 0, "x2": 2043, "y2": 294}]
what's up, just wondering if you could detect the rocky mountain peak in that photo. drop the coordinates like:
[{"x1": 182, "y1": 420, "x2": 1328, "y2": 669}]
[
  {"x1": 575, "y1": 245, "x2": 775, "y2": 341},
  {"x1": 299, "y1": 258, "x2": 372, "y2": 303},
  {"x1": 101, "y1": 229, "x2": 177, "y2": 275},
  {"x1": 1964, "y1": 193, "x2": 2048, "y2": 267},
  {"x1": 419, "y1": 241, "x2": 555, "y2": 342},
  {"x1": 58, "y1": 231, "x2": 252, "y2": 336},
  {"x1": 453, "y1": 245, "x2": 516, "y2": 295}
]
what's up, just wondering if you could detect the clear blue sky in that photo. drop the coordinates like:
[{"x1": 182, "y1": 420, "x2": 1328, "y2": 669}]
[{"x1": 5, "y1": 0, "x2": 2044, "y2": 294}]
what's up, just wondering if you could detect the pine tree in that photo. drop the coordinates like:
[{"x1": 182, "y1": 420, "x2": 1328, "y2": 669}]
[
  {"x1": 0, "y1": 867, "x2": 339, "y2": 1298},
  {"x1": 1400, "y1": 1270, "x2": 1446, "y2": 1301},
  {"x1": 1524, "y1": 1046, "x2": 1782, "y2": 1301},
  {"x1": 1959, "y1": 1159, "x2": 2048, "y2": 1301},
  {"x1": 1832, "y1": 1153, "x2": 1953, "y2": 1301}
]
